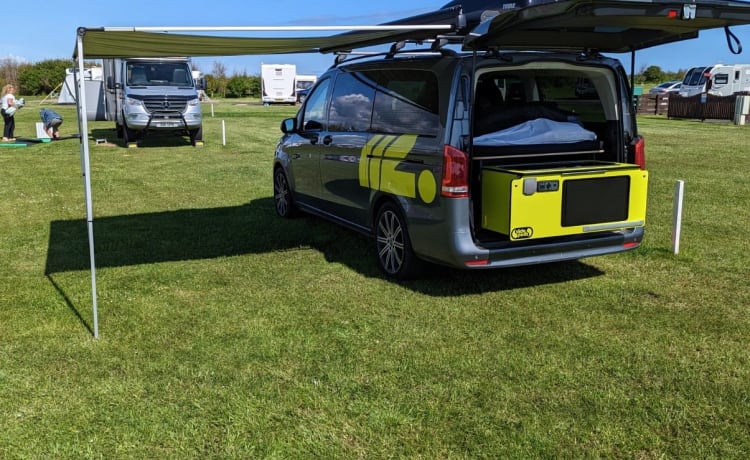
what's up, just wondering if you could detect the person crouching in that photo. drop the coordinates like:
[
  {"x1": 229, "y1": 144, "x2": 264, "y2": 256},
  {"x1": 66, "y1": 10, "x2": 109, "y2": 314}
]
[{"x1": 40, "y1": 108, "x2": 63, "y2": 139}]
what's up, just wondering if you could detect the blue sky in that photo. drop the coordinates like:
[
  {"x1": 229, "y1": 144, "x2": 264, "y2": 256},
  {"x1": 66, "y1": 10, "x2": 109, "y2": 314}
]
[{"x1": 4, "y1": 0, "x2": 750, "y2": 78}]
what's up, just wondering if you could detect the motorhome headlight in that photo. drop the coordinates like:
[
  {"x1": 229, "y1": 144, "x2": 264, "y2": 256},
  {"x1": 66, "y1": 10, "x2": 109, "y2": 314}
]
[
  {"x1": 187, "y1": 98, "x2": 200, "y2": 107},
  {"x1": 125, "y1": 97, "x2": 144, "y2": 108}
]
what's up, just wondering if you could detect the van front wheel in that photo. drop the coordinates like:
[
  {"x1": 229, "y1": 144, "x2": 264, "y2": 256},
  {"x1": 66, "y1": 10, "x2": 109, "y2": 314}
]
[
  {"x1": 375, "y1": 203, "x2": 420, "y2": 280},
  {"x1": 273, "y1": 168, "x2": 297, "y2": 218}
]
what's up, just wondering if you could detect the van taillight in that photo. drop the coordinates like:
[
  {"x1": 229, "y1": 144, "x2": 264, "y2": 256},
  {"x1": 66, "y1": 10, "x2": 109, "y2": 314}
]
[
  {"x1": 634, "y1": 136, "x2": 646, "y2": 170},
  {"x1": 441, "y1": 145, "x2": 469, "y2": 198}
]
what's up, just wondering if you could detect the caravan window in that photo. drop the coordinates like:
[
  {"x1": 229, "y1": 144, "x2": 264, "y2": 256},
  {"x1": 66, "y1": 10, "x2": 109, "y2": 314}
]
[{"x1": 714, "y1": 73, "x2": 729, "y2": 85}]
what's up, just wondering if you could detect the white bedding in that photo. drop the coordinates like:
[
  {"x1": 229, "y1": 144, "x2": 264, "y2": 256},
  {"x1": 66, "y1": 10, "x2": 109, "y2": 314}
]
[{"x1": 473, "y1": 118, "x2": 597, "y2": 147}]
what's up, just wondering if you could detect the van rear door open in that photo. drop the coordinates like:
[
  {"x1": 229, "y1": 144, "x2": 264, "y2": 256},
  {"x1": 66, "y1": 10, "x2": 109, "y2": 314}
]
[{"x1": 463, "y1": 0, "x2": 750, "y2": 52}]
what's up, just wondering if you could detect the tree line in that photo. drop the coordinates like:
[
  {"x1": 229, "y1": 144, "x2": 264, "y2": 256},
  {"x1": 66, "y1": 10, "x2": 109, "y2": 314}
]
[{"x1": 0, "y1": 57, "x2": 689, "y2": 98}]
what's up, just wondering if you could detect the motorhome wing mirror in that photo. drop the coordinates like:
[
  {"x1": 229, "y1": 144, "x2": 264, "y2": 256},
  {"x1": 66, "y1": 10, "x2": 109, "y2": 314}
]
[
  {"x1": 196, "y1": 77, "x2": 207, "y2": 91},
  {"x1": 106, "y1": 76, "x2": 114, "y2": 90},
  {"x1": 281, "y1": 118, "x2": 297, "y2": 133}
]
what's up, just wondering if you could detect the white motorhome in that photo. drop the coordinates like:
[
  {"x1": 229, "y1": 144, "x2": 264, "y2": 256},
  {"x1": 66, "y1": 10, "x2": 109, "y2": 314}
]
[
  {"x1": 679, "y1": 64, "x2": 750, "y2": 97},
  {"x1": 103, "y1": 57, "x2": 204, "y2": 146},
  {"x1": 294, "y1": 74, "x2": 317, "y2": 103},
  {"x1": 261, "y1": 64, "x2": 297, "y2": 105}
]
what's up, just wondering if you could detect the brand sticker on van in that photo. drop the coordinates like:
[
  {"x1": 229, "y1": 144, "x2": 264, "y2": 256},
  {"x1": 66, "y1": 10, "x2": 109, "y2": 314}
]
[
  {"x1": 359, "y1": 134, "x2": 437, "y2": 204},
  {"x1": 511, "y1": 227, "x2": 534, "y2": 240}
]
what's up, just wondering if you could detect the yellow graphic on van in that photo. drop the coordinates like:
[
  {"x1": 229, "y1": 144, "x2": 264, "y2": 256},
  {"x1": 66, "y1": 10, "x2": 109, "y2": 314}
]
[{"x1": 358, "y1": 134, "x2": 437, "y2": 204}]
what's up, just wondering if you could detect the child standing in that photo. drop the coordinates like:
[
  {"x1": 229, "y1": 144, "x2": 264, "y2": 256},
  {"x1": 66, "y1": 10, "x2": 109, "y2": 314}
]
[{"x1": 1, "y1": 84, "x2": 17, "y2": 141}]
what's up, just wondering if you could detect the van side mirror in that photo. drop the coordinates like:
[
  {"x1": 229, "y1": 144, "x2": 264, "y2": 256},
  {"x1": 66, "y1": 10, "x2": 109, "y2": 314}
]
[
  {"x1": 106, "y1": 76, "x2": 114, "y2": 90},
  {"x1": 196, "y1": 77, "x2": 206, "y2": 90},
  {"x1": 281, "y1": 118, "x2": 297, "y2": 133}
]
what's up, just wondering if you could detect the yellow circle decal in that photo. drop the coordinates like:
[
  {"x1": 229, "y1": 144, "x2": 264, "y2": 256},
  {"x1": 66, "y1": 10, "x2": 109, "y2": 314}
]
[{"x1": 417, "y1": 170, "x2": 437, "y2": 204}]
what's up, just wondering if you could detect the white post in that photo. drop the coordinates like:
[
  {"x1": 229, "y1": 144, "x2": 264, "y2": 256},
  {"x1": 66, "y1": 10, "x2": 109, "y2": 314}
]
[
  {"x1": 672, "y1": 180, "x2": 685, "y2": 255},
  {"x1": 211, "y1": 103, "x2": 214, "y2": 118},
  {"x1": 222, "y1": 120, "x2": 226, "y2": 146}
]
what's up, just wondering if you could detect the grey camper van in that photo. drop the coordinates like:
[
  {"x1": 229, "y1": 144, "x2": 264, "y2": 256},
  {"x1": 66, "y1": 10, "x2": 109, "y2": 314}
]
[
  {"x1": 103, "y1": 57, "x2": 204, "y2": 146},
  {"x1": 272, "y1": 0, "x2": 750, "y2": 279}
]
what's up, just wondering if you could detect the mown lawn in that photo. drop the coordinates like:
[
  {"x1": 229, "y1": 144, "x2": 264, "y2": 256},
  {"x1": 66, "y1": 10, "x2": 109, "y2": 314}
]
[{"x1": 1, "y1": 102, "x2": 748, "y2": 458}]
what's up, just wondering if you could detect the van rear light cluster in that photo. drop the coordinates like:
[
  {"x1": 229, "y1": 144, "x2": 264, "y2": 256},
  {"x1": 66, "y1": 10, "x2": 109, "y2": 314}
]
[
  {"x1": 634, "y1": 136, "x2": 646, "y2": 170},
  {"x1": 441, "y1": 145, "x2": 469, "y2": 198}
]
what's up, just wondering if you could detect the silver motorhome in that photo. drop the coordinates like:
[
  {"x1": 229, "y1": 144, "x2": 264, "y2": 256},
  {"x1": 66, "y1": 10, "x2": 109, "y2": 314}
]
[
  {"x1": 103, "y1": 57, "x2": 204, "y2": 146},
  {"x1": 679, "y1": 64, "x2": 750, "y2": 97}
]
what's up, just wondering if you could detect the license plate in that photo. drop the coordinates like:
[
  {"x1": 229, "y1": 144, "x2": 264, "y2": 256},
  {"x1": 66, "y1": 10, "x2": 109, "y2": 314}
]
[{"x1": 156, "y1": 121, "x2": 181, "y2": 128}]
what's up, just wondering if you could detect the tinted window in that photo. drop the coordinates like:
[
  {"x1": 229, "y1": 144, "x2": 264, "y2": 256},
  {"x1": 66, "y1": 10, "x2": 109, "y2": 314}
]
[
  {"x1": 328, "y1": 71, "x2": 375, "y2": 132},
  {"x1": 365, "y1": 69, "x2": 439, "y2": 136},
  {"x1": 301, "y1": 78, "x2": 330, "y2": 131}
]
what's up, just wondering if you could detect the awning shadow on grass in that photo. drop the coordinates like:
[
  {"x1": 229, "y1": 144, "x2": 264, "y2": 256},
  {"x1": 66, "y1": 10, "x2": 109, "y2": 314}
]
[
  {"x1": 45, "y1": 198, "x2": 308, "y2": 274},
  {"x1": 46, "y1": 197, "x2": 602, "y2": 296}
]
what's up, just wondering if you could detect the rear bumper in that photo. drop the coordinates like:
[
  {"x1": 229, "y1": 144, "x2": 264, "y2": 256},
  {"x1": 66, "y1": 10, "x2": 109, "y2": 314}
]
[{"x1": 408, "y1": 197, "x2": 644, "y2": 270}]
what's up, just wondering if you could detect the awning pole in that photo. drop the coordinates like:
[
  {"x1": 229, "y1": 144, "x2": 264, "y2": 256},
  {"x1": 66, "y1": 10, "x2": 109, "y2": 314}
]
[{"x1": 75, "y1": 30, "x2": 99, "y2": 339}]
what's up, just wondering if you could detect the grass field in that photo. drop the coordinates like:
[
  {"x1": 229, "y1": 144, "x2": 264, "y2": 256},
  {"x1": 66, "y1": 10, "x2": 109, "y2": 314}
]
[{"x1": 1, "y1": 101, "x2": 748, "y2": 458}]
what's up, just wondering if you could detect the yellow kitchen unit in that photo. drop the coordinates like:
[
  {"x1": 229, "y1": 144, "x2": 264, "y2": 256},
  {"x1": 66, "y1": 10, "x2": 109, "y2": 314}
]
[{"x1": 481, "y1": 162, "x2": 648, "y2": 241}]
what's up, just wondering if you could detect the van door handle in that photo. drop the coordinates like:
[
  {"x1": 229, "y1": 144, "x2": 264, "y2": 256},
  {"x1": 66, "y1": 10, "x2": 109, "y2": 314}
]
[{"x1": 322, "y1": 135, "x2": 333, "y2": 145}]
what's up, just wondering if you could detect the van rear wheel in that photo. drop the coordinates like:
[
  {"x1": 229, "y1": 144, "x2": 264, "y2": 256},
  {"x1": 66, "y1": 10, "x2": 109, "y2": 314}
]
[{"x1": 375, "y1": 202, "x2": 420, "y2": 280}]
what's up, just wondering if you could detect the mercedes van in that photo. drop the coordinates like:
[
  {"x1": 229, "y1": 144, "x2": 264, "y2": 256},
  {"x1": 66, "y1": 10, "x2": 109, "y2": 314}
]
[{"x1": 272, "y1": 0, "x2": 750, "y2": 278}]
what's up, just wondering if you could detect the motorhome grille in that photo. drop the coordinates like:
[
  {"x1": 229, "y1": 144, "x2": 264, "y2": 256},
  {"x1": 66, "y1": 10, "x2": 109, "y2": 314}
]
[{"x1": 142, "y1": 96, "x2": 190, "y2": 115}]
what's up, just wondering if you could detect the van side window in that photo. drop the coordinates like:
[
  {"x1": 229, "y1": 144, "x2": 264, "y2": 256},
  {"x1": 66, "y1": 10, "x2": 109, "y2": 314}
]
[
  {"x1": 301, "y1": 78, "x2": 330, "y2": 131},
  {"x1": 328, "y1": 71, "x2": 375, "y2": 132},
  {"x1": 365, "y1": 69, "x2": 439, "y2": 136},
  {"x1": 714, "y1": 73, "x2": 729, "y2": 85}
]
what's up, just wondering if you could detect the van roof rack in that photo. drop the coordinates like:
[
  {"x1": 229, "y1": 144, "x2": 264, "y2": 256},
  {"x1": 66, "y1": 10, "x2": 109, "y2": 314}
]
[{"x1": 332, "y1": 40, "x2": 460, "y2": 67}]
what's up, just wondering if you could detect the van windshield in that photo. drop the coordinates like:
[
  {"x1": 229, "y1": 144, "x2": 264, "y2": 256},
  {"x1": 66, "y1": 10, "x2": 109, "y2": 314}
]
[{"x1": 127, "y1": 62, "x2": 193, "y2": 87}]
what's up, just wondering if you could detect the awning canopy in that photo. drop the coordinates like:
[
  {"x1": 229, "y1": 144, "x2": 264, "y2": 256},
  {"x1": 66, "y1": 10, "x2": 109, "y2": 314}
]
[{"x1": 74, "y1": 26, "x2": 453, "y2": 58}]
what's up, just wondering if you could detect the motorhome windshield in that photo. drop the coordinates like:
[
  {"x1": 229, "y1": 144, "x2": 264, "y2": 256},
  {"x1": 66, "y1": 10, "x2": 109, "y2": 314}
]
[
  {"x1": 127, "y1": 62, "x2": 193, "y2": 87},
  {"x1": 682, "y1": 66, "x2": 710, "y2": 86}
]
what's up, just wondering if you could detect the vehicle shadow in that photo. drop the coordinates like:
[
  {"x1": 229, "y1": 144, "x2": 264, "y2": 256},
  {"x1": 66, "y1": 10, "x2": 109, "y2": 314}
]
[
  {"x1": 89, "y1": 128, "x2": 194, "y2": 148},
  {"x1": 46, "y1": 197, "x2": 603, "y2": 297}
]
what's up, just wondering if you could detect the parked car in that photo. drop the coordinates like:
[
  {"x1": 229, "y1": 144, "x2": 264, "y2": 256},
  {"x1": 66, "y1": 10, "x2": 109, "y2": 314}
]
[{"x1": 648, "y1": 81, "x2": 682, "y2": 95}]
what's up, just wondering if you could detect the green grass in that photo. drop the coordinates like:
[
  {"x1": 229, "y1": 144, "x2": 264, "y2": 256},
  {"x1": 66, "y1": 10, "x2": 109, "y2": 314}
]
[{"x1": 1, "y1": 102, "x2": 748, "y2": 458}]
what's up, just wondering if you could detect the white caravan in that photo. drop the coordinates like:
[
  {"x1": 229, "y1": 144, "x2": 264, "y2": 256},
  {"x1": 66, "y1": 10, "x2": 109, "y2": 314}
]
[
  {"x1": 679, "y1": 64, "x2": 750, "y2": 97},
  {"x1": 103, "y1": 57, "x2": 204, "y2": 146},
  {"x1": 261, "y1": 64, "x2": 297, "y2": 105}
]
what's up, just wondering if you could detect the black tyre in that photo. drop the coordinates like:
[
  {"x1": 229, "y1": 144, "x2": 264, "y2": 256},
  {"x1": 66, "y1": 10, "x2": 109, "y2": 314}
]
[
  {"x1": 273, "y1": 168, "x2": 297, "y2": 218},
  {"x1": 122, "y1": 124, "x2": 136, "y2": 146},
  {"x1": 375, "y1": 202, "x2": 420, "y2": 279},
  {"x1": 189, "y1": 126, "x2": 203, "y2": 146}
]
